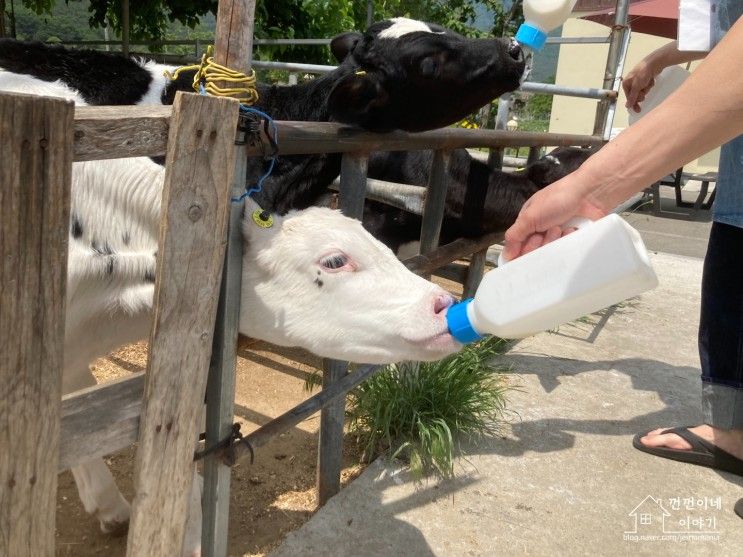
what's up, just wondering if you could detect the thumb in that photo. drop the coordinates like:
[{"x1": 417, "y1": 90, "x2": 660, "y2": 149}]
[{"x1": 503, "y1": 202, "x2": 539, "y2": 260}]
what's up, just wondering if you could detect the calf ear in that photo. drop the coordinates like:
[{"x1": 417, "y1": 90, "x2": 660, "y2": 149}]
[
  {"x1": 327, "y1": 72, "x2": 389, "y2": 126},
  {"x1": 330, "y1": 32, "x2": 362, "y2": 62}
]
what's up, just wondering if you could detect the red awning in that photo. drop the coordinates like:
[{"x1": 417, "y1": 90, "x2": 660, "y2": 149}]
[{"x1": 581, "y1": 0, "x2": 679, "y2": 39}]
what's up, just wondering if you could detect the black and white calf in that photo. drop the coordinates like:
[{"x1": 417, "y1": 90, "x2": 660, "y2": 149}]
[
  {"x1": 59, "y1": 156, "x2": 463, "y2": 557},
  {"x1": 363, "y1": 146, "x2": 594, "y2": 255},
  {"x1": 0, "y1": 17, "x2": 527, "y2": 213}
]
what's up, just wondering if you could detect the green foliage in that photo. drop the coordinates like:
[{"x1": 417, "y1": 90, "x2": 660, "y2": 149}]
[
  {"x1": 253, "y1": 0, "x2": 355, "y2": 64},
  {"x1": 14, "y1": 0, "x2": 102, "y2": 40},
  {"x1": 89, "y1": 0, "x2": 217, "y2": 43},
  {"x1": 526, "y1": 93, "x2": 553, "y2": 120},
  {"x1": 6, "y1": 0, "x2": 526, "y2": 64},
  {"x1": 346, "y1": 336, "x2": 512, "y2": 478}
]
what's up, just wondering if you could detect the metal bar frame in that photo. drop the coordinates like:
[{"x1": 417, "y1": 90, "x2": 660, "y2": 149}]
[{"x1": 592, "y1": 0, "x2": 631, "y2": 137}]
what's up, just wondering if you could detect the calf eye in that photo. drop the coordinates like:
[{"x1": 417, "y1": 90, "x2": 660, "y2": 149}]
[
  {"x1": 320, "y1": 253, "x2": 349, "y2": 271},
  {"x1": 419, "y1": 57, "x2": 438, "y2": 77}
]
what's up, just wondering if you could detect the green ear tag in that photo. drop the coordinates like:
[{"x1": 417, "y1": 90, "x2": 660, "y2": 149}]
[{"x1": 252, "y1": 209, "x2": 274, "y2": 228}]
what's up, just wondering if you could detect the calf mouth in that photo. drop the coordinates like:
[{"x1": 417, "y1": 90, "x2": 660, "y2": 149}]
[{"x1": 404, "y1": 328, "x2": 461, "y2": 354}]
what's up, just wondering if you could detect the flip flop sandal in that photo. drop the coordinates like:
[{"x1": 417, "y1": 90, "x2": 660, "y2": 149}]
[{"x1": 632, "y1": 426, "x2": 743, "y2": 477}]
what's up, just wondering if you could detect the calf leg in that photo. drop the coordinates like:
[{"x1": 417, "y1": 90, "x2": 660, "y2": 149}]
[
  {"x1": 64, "y1": 364, "x2": 131, "y2": 535},
  {"x1": 71, "y1": 458, "x2": 131, "y2": 534}
]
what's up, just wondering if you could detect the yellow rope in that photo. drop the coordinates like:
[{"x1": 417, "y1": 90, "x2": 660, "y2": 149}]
[{"x1": 164, "y1": 45, "x2": 259, "y2": 105}]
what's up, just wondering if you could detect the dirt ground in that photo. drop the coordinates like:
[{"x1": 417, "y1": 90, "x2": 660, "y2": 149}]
[
  {"x1": 55, "y1": 338, "x2": 366, "y2": 557},
  {"x1": 54, "y1": 273, "x2": 468, "y2": 556}
]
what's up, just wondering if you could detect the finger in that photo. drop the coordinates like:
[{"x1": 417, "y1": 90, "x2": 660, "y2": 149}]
[
  {"x1": 543, "y1": 225, "x2": 562, "y2": 245},
  {"x1": 561, "y1": 226, "x2": 578, "y2": 237},
  {"x1": 502, "y1": 239, "x2": 523, "y2": 261},
  {"x1": 622, "y1": 76, "x2": 634, "y2": 99},
  {"x1": 522, "y1": 232, "x2": 545, "y2": 256},
  {"x1": 504, "y1": 211, "x2": 537, "y2": 252}
]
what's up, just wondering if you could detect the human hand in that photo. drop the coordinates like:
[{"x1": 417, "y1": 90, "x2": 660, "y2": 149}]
[
  {"x1": 503, "y1": 177, "x2": 608, "y2": 261},
  {"x1": 623, "y1": 58, "x2": 661, "y2": 113}
]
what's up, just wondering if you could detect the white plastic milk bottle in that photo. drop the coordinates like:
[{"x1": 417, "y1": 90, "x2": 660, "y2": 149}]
[
  {"x1": 446, "y1": 214, "x2": 659, "y2": 342},
  {"x1": 515, "y1": 0, "x2": 581, "y2": 50}
]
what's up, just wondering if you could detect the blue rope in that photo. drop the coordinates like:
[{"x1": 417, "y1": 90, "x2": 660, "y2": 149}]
[
  {"x1": 198, "y1": 83, "x2": 278, "y2": 204},
  {"x1": 231, "y1": 105, "x2": 278, "y2": 203}
]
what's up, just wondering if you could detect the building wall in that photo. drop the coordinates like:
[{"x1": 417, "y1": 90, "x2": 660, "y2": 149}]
[{"x1": 548, "y1": 18, "x2": 719, "y2": 172}]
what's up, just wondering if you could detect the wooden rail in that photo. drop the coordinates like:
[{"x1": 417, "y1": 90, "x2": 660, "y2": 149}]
[{"x1": 72, "y1": 107, "x2": 604, "y2": 162}]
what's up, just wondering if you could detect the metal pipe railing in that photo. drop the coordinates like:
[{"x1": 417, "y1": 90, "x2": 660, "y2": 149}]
[
  {"x1": 520, "y1": 82, "x2": 617, "y2": 100},
  {"x1": 546, "y1": 36, "x2": 610, "y2": 44},
  {"x1": 252, "y1": 60, "x2": 617, "y2": 101},
  {"x1": 330, "y1": 177, "x2": 426, "y2": 215}
]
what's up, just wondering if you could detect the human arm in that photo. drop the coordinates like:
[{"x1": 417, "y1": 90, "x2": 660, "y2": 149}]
[
  {"x1": 503, "y1": 16, "x2": 743, "y2": 260},
  {"x1": 623, "y1": 41, "x2": 707, "y2": 112}
]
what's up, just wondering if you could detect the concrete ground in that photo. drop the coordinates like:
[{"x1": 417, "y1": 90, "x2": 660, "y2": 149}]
[{"x1": 271, "y1": 204, "x2": 743, "y2": 555}]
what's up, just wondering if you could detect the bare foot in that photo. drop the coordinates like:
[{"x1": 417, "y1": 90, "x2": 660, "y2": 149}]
[{"x1": 640, "y1": 425, "x2": 743, "y2": 461}]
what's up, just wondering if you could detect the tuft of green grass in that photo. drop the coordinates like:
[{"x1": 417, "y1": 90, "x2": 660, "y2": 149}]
[{"x1": 346, "y1": 336, "x2": 512, "y2": 478}]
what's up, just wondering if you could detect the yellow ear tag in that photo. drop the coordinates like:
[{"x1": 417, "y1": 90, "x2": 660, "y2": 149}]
[
  {"x1": 512, "y1": 167, "x2": 526, "y2": 173},
  {"x1": 355, "y1": 70, "x2": 367, "y2": 76},
  {"x1": 252, "y1": 209, "x2": 274, "y2": 228}
]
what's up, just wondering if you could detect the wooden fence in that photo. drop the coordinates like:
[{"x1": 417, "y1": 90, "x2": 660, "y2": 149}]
[
  {"x1": 1, "y1": 87, "x2": 604, "y2": 555},
  {"x1": 0, "y1": 1, "x2": 610, "y2": 554}
]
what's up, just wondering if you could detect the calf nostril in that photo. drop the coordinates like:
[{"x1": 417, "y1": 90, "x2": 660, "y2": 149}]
[
  {"x1": 508, "y1": 43, "x2": 522, "y2": 61},
  {"x1": 433, "y1": 294, "x2": 453, "y2": 316}
]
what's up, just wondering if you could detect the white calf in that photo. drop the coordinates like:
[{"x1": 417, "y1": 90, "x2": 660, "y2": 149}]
[{"x1": 61, "y1": 156, "x2": 458, "y2": 555}]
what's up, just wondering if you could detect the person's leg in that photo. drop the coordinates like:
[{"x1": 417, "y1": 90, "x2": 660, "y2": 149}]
[{"x1": 639, "y1": 221, "x2": 743, "y2": 460}]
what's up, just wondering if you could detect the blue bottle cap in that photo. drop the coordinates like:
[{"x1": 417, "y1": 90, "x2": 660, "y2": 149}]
[
  {"x1": 446, "y1": 299, "x2": 484, "y2": 344},
  {"x1": 515, "y1": 23, "x2": 548, "y2": 50}
]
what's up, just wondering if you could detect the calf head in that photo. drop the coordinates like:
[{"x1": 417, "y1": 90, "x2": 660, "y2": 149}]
[
  {"x1": 525, "y1": 147, "x2": 594, "y2": 188},
  {"x1": 328, "y1": 17, "x2": 526, "y2": 132},
  {"x1": 239, "y1": 200, "x2": 459, "y2": 364}
]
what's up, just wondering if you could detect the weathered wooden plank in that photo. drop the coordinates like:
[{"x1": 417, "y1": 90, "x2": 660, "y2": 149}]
[
  {"x1": 462, "y1": 248, "x2": 488, "y2": 299},
  {"x1": 224, "y1": 364, "x2": 381, "y2": 466},
  {"x1": 202, "y1": 2, "x2": 257, "y2": 556},
  {"x1": 317, "y1": 359, "x2": 347, "y2": 505},
  {"x1": 330, "y1": 177, "x2": 425, "y2": 215},
  {"x1": 418, "y1": 150, "x2": 451, "y2": 273},
  {"x1": 59, "y1": 373, "x2": 145, "y2": 472},
  {"x1": 0, "y1": 92, "x2": 74, "y2": 556},
  {"x1": 267, "y1": 122, "x2": 605, "y2": 156},
  {"x1": 72, "y1": 110, "x2": 604, "y2": 162},
  {"x1": 403, "y1": 232, "x2": 505, "y2": 276},
  {"x1": 125, "y1": 91, "x2": 240, "y2": 557},
  {"x1": 336, "y1": 153, "x2": 369, "y2": 217},
  {"x1": 73, "y1": 105, "x2": 171, "y2": 162}
]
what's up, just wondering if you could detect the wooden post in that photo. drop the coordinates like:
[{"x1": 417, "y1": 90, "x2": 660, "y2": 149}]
[
  {"x1": 0, "y1": 93, "x2": 74, "y2": 556},
  {"x1": 121, "y1": 0, "x2": 130, "y2": 56},
  {"x1": 463, "y1": 249, "x2": 488, "y2": 299},
  {"x1": 419, "y1": 150, "x2": 451, "y2": 262},
  {"x1": 202, "y1": 2, "x2": 256, "y2": 556},
  {"x1": 317, "y1": 153, "x2": 368, "y2": 505},
  {"x1": 125, "y1": 91, "x2": 239, "y2": 557}
]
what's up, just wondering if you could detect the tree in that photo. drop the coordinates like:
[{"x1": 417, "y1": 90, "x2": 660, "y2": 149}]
[
  {"x1": 2, "y1": 0, "x2": 54, "y2": 38},
  {"x1": 87, "y1": 0, "x2": 217, "y2": 43}
]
